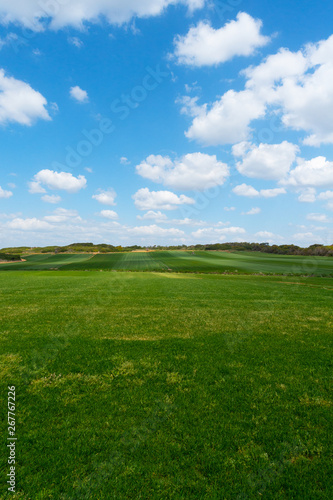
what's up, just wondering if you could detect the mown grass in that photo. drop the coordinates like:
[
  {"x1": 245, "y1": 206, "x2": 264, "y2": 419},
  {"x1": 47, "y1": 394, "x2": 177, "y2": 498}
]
[
  {"x1": 0, "y1": 254, "x2": 92, "y2": 271},
  {"x1": 0, "y1": 271, "x2": 332, "y2": 499},
  {"x1": 1, "y1": 251, "x2": 332, "y2": 276}
]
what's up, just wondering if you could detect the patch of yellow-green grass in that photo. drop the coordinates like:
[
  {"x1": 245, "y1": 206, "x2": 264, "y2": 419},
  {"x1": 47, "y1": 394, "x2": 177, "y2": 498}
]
[{"x1": 0, "y1": 271, "x2": 332, "y2": 499}]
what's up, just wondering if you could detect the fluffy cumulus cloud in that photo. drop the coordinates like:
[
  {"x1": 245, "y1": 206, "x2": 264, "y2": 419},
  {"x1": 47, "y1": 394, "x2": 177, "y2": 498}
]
[
  {"x1": 136, "y1": 153, "x2": 229, "y2": 190},
  {"x1": 233, "y1": 184, "x2": 286, "y2": 198},
  {"x1": 137, "y1": 210, "x2": 168, "y2": 221},
  {"x1": 70, "y1": 86, "x2": 89, "y2": 103},
  {"x1": 28, "y1": 181, "x2": 46, "y2": 194},
  {"x1": 246, "y1": 35, "x2": 333, "y2": 146},
  {"x1": 297, "y1": 188, "x2": 317, "y2": 203},
  {"x1": 180, "y1": 89, "x2": 265, "y2": 146},
  {"x1": 244, "y1": 207, "x2": 261, "y2": 215},
  {"x1": 0, "y1": 186, "x2": 13, "y2": 198},
  {"x1": 132, "y1": 188, "x2": 195, "y2": 211},
  {"x1": 318, "y1": 191, "x2": 333, "y2": 201},
  {"x1": 191, "y1": 226, "x2": 246, "y2": 240},
  {"x1": 233, "y1": 141, "x2": 299, "y2": 180},
  {"x1": 181, "y1": 33, "x2": 333, "y2": 146},
  {"x1": 281, "y1": 157, "x2": 333, "y2": 188},
  {"x1": 41, "y1": 194, "x2": 61, "y2": 204},
  {"x1": 7, "y1": 217, "x2": 53, "y2": 231},
  {"x1": 173, "y1": 12, "x2": 269, "y2": 67},
  {"x1": 92, "y1": 189, "x2": 117, "y2": 205},
  {"x1": 99, "y1": 210, "x2": 118, "y2": 219},
  {"x1": 244, "y1": 48, "x2": 308, "y2": 91},
  {"x1": 30, "y1": 170, "x2": 87, "y2": 193},
  {"x1": 0, "y1": 0, "x2": 205, "y2": 30},
  {"x1": 0, "y1": 69, "x2": 50, "y2": 126}
]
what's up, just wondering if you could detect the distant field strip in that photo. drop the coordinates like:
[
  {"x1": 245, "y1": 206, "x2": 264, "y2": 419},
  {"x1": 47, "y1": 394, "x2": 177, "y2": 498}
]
[
  {"x1": 0, "y1": 251, "x2": 332, "y2": 275},
  {"x1": 0, "y1": 253, "x2": 93, "y2": 270}
]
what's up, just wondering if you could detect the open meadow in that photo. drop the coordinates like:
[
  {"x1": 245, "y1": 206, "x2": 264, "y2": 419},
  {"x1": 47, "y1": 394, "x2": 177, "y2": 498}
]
[
  {"x1": 1, "y1": 250, "x2": 333, "y2": 276},
  {"x1": 0, "y1": 266, "x2": 332, "y2": 499}
]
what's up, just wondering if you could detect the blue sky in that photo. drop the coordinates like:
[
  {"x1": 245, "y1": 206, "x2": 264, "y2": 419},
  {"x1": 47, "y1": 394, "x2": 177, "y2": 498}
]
[{"x1": 1, "y1": 0, "x2": 333, "y2": 247}]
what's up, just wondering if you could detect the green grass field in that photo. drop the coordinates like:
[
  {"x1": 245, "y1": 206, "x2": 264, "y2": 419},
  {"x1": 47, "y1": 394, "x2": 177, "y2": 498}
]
[
  {"x1": 0, "y1": 270, "x2": 332, "y2": 499},
  {"x1": 1, "y1": 250, "x2": 332, "y2": 275}
]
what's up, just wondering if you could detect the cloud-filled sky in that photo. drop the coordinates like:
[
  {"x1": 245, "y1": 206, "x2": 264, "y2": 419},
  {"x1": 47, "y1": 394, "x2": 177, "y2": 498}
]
[{"x1": 1, "y1": 0, "x2": 333, "y2": 247}]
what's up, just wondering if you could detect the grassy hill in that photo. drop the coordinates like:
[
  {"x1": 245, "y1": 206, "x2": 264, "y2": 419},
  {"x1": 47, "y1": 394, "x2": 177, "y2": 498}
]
[{"x1": 0, "y1": 250, "x2": 332, "y2": 276}]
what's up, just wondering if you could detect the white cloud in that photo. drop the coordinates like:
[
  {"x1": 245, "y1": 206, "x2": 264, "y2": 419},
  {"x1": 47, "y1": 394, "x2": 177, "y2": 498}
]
[
  {"x1": 31, "y1": 170, "x2": 87, "y2": 193},
  {"x1": 133, "y1": 188, "x2": 195, "y2": 211},
  {"x1": 128, "y1": 225, "x2": 185, "y2": 237},
  {"x1": 260, "y1": 188, "x2": 287, "y2": 198},
  {"x1": 244, "y1": 207, "x2": 261, "y2": 215},
  {"x1": 0, "y1": 69, "x2": 50, "y2": 126},
  {"x1": 43, "y1": 208, "x2": 81, "y2": 223},
  {"x1": 53, "y1": 208, "x2": 79, "y2": 217},
  {"x1": 137, "y1": 210, "x2": 168, "y2": 221},
  {"x1": 99, "y1": 210, "x2": 118, "y2": 220},
  {"x1": 255, "y1": 231, "x2": 274, "y2": 238},
  {"x1": 279, "y1": 39, "x2": 333, "y2": 146},
  {"x1": 41, "y1": 194, "x2": 61, "y2": 204},
  {"x1": 293, "y1": 232, "x2": 320, "y2": 242},
  {"x1": 136, "y1": 152, "x2": 229, "y2": 190},
  {"x1": 306, "y1": 213, "x2": 330, "y2": 223},
  {"x1": 182, "y1": 89, "x2": 266, "y2": 146},
  {"x1": 192, "y1": 226, "x2": 246, "y2": 240},
  {"x1": 281, "y1": 157, "x2": 333, "y2": 188},
  {"x1": 7, "y1": 217, "x2": 53, "y2": 231},
  {"x1": 136, "y1": 212, "x2": 206, "y2": 227},
  {"x1": 245, "y1": 35, "x2": 333, "y2": 146},
  {"x1": 173, "y1": 12, "x2": 269, "y2": 67},
  {"x1": 233, "y1": 141, "x2": 299, "y2": 180},
  {"x1": 120, "y1": 157, "x2": 130, "y2": 165},
  {"x1": 28, "y1": 181, "x2": 46, "y2": 194},
  {"x1": 167, "y1": 218, "x2": 206, "y2": 226},
  {"x1": 224, "y1": 206, "x2": 236, "y2": 212},
  {"x1": 92, "y1": 189, "x2": 117, "y2": 205},
  {"x1": 297, "y1": 188, "x2": 316, "y2": 203},
  {"x1": 0, "y1": 186, "x2": 13, "y2": 198},
  {"x1": 181, "y1": 34, "x2": 333, "y2": 147},
  {"x1": 244, "y1": 48, "x2": 308, "y2": 90},
  {"x1": 70, "y1": 86, "x2": 89, "y2": 103},
  {"x1": 0, "y1": 0, "x2": 205, "y2": 30},
  {"x1": 43, "y1": 215, "x2": 69, "y2": 223},
  {"x1": 318, "y1": 190, "x2": 333, "y2": 200},
  {"x1": 232, "y1": 184, "x2": 259, "y2": 197},
  {"x1": 68, "y1": 36, "x2": 83, "y2": 48},
  {"x1": 232, "y1": 183, "x2": 286, "y2": 198}
]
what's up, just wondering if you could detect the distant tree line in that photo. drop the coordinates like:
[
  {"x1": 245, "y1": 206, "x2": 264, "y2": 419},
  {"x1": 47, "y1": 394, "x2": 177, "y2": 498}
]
[
  {"x1": 1, "y1": 242, "x2": 332, "y2": 257},
  {"x1": 203, "y1": 242, "x2": 333, "y2": 256}
]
